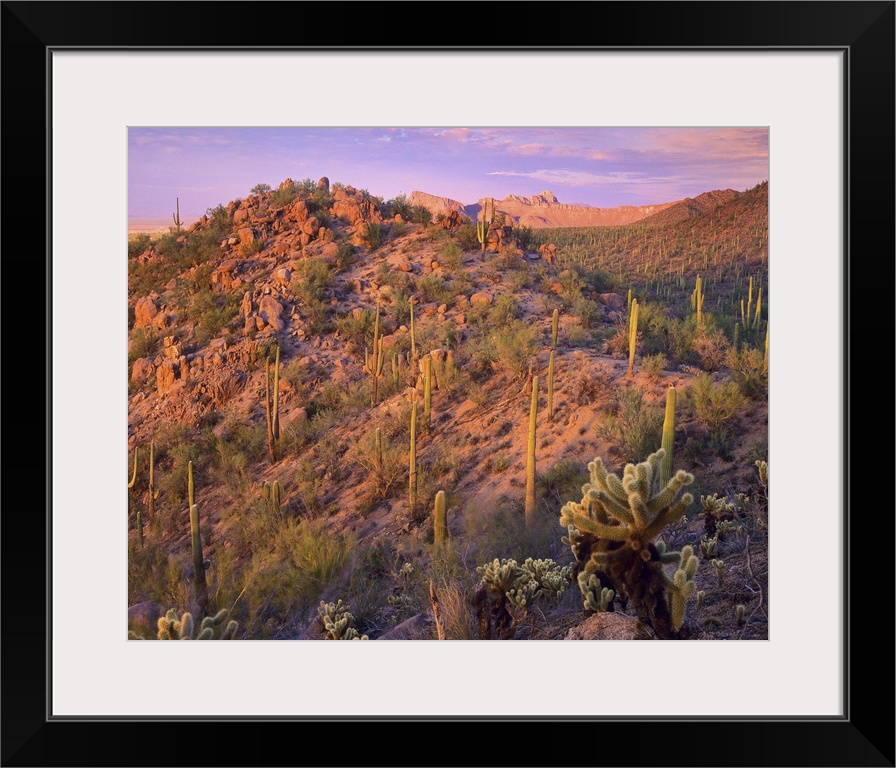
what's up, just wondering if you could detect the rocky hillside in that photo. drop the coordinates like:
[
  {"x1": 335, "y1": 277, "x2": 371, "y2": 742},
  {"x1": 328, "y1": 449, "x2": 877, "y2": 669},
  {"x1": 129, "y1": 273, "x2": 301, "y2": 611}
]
[{"x1": 127, "y1": 176, "x2": 769, "y2": 643}]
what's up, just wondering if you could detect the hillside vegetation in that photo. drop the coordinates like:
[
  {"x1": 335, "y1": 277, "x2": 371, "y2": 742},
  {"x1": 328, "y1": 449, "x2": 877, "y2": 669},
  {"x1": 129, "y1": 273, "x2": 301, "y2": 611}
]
[{"x1": 127, "y1": 178, "x2": 769, "y2": 641}]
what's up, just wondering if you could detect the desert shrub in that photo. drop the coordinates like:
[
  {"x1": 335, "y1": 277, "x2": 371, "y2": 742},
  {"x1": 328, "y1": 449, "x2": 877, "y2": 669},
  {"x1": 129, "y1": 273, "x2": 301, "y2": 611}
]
[
  {"x1": 239, "y1": 237, "x2": 266, "y2": 257},
  {"x1": 440, "y1": 241, "x2": 464, "y2": 270},
  {"x1": 572, "y1": 363, "x2": 615, "y2": 410},
  {"x1": 334, "y1": 309, "x2": 376, "y2": 351},
  {"x1": 570, "y1": 295, "x2": 601, "y2": 328},
  {"x1": 686, "y1": 372, "x2": 748, "y2": 438},
  {"x1": 334, "y1": 239, "x2": 357, "y2": 271},
  {"x1": 349, "y1": 430, "x2": 405, "y2": 499},
  {"x1": 417, "y1": 274, "x2": 455, "y2": 306},
  {"x1": 642, "y1": 353, "x2": 668, "y2": 381},
  {"x1": 362, "y1": 221, "x2": 385, "y2": 251},
  {"x1": 128, "y1": 232, "x2": 153, "y2": 259},
  {"x1": 514, "y1": 224, "x2": 535, "y2": 252},
  {"x1": 605, "y1": 317, "x2": 634, "y2": 358},
  {"x1": 564, "y1": 322, "x2": 594, "y2": 348},
  {"x1": 453, "y1": 223, "x2": 479, "y2": 252},
  {"x1": 385, "y1": 193, "x2": 412, "y2": 220},
  {"x1": 292, "y1": 459, "x2": 326, "y2": 516},
  {"x1": 292, "y1": 258, "x2": 336, "y2": 304},
  {"x1": 488, "y1": 294, "x2": 521, "y2": 326},
  {"x1": 486, "y1": 320, "x2": 539, "y2": 379},
  {"x1": 207, "y1": 420, "x2": 267, "y2": 492},
  {"x1": 411, "y1": 205, "x2": 433, "y2": 227},
  {"x1": 724, "y1": 346, "x2": 768, "y2": 399},
  {"x1": 463, "y1": 498, "x2": 565, "y2": 566},
  {"x1": 596, "y1": 386, "x2": 663, "y2": 463},
  {"x1": 250, "y1": 182, "x2": 271, "y2": 195},
  {"x1": 270, "y1": 182, "x2": 297, "y2": 208},
  {"x1": 693, "y1": 328, "x2": 731, "y2": 372},
  {"x1": 536, "y1": 459, "x2": 589, "y2": 511},
  {"x1": 128, "y1": 326, "x2": 159, "y2": 367},
  {"x1": 505, "y1": 269, "x2": 530, "y2": 293}
]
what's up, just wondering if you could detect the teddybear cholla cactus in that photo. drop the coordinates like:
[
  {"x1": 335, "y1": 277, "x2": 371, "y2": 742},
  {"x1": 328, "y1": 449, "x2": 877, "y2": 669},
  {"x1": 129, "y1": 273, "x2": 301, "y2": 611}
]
[
  {"x1": 559, "y1": 448, "x2": 698, "y2": 638},
  {"x1": 318, "y1": 599, "x2": 369, "y2": 640},
  {"x1": 152, "y1": 608, "x2": 238, "y2": 640},
  {"x1": 472, "y1": 557, "x2": 569, "y2": 639}
]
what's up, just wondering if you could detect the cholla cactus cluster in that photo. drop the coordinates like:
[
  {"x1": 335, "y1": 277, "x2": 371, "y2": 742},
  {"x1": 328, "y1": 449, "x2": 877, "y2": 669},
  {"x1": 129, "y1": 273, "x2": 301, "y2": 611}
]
[
  {"x1": 559, "y1": 449, "x2": 699, "y2": 637},
  {"x1": 318, "y1": 599, "x2": 369, "y2": 640},
  {"x1": 476, "y1": 557, "x2": 569, "y2": 610},
  {"x1": 135, "y1": 608, "x2": 238, "y2": 640}
]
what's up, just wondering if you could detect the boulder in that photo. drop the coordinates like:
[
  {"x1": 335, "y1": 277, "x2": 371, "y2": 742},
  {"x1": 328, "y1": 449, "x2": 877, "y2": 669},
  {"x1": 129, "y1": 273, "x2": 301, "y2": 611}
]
[
  {"x1": 597, "y1": 293, "x2": 626, "y2": 312},
  {"x1": 130, "y1": 357, "x2": 154, "y2": 383},
  {"x1": 134, "y1": 297, "x2": 158, "y2": 327},
  {"x1": 565, "y1": 612, "x2": 656, "y2": 640}
]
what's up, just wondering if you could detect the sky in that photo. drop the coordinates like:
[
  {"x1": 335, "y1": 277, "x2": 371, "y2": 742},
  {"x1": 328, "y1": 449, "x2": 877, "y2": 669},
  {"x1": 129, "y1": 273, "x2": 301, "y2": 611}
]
[{"x1": 128, "y1": 127, "x2": 768, "y2": 219}]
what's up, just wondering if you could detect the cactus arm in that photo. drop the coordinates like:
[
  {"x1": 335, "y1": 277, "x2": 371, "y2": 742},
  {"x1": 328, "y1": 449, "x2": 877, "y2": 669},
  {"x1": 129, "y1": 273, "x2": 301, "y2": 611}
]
[
  {"x1": 551, "y1": 308, "x2": 559, "y2": 349},
  {"x1": 424, "y1": 356, "x2": 432, "y2": 430}
]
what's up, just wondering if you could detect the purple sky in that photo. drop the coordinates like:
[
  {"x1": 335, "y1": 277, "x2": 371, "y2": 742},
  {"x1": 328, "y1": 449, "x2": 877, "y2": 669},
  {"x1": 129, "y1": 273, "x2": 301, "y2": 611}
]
[{"x1": 128, "y1": 127, "x2": 768, "y2": 219}]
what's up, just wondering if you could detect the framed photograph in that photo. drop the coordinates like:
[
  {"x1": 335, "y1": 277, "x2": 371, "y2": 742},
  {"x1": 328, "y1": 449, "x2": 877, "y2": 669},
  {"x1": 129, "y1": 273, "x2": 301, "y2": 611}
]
[{"x1": 9, "y1": 1, "x2": 892, "y2": 766}]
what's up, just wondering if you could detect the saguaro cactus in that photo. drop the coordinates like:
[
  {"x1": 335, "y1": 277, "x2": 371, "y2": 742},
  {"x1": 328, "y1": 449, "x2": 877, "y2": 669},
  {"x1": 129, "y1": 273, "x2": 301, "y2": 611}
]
[
  {"x1": 525, "y1": 375, "x2": 539, "y2": 530},
  {"x1": 628, "y1": 299, "x2": 639, "y2": 377},
  {"x1": 433, "y1": 490, "x2": 448, "y2": 547},
  {"x1": 547, "y1": 349, "x2": 555, "y2": 422},
  {"x1": 409, "y1": 295, "x2": 417, "y2": 364},
  {"x1": 551, "y1": 308, "x2": 559, "y2": 349},
  {"x1": 128, "y1": 446, "x2": 138, "y2": 488},
  {"x1": 264, "y1": 345, "x2": 281, "y2": 462},
  {"x1": 172, "y1": 197, "x2": 182, "y2": 232},
  {"x1": 187, "y1": 461, "x2": 208, "y2": 610},
  {"x1": 693, "y1": 275, "x2": 705, "y2": 329},
  {"x1": 476, "y1": 197, "x2": 495, "y2": 253},
  {"x1": 128, "y1": 446, "x2": 142, "y2": 548},
  {"x1": 660, "y1": 386, "x2": 676, "y2": 488},
  {"x1": 364, "y1": 301, "x2": 385, "y2": 407},
  {"x1": 148, "y1": 440, "x2": 157, "y2": 520},
  {"x1": 423, "y1": 356, "x2": 432, "y2": 432},
  {"x1": 409, "y1": 398, "x2": 417, "y2": 517}
]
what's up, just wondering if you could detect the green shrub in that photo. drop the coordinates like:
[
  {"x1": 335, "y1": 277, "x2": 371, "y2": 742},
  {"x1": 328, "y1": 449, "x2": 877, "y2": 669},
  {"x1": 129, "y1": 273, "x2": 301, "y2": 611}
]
[
  {"x1": 362, "y1": 221, "x2": 385, "y2": 251},
  {"x1": 251, "y1": 182, "x2": 271, "y2": 195},
  {"x1": 128, "y1": 232, "x2": 153, "y2": 259},
  {"x1": 486, "y1": 320, "x2": 538, "y2": 379},
  {"x1": 686, "y1": 372, "x2": 748, "y2": 438},
  {"x1": 642, "y1": 352, "x2": 668, "y2": 381},
  {"x1": 453, "y1": 223, "x2": 479, "y2": 251},
  {"x1": 724, "y1": 346, "x2": 768, "y2": 399},
  {"x1": 411, "y1": 205, "x2": 432, "y2": 227},
  {"x1": 417, "y1": 274, "x2": 455, "y2": 305},
  {"x1": 596, "y1": 386, "x2": 663, "y2": 463}
]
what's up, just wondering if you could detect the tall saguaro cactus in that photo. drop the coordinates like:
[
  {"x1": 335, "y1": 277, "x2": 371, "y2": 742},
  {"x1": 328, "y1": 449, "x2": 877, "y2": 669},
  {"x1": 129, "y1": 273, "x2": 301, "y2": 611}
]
[
  {"x1": 551, "y1": 308, "x2": 559, "y2": 349},
  {"x1": 364, "y1": 300, "x2": 385, "y2": 407},
  {"x1": 423, "y1": 356, "x2": 432, "y2": 432},
  {"x1": 660, "y1": 386, "x2": 676, "y2": 488},
  {"x1": 409, "y1": 398, "x2": 418, "y2": 517},
  {"x1": 547, "y1": 349, "x2": 555, "y2": 422},
  {"x1": 148, "y1": 440, "x2": 156, "y2": 520},
  {"x1": 128, "y1": 447, "x2": 142, "y2": 548},
  {"x1": 693, "y1": 275, "x2": 705, "y2": 329},
  {"x1": 173, "y1": 197, "x2": 182, "y2": 232},
  {"x1": 433, "y1": 490, "x2": 448, "y2": 547},
  {"x1": 525, "y1": 375, "x2": 539, "y2": 530},
  {"x1": 477, "y1": 198, "x2": 495, "y2": 253},
  {"x1": 628, "y1": 299, "x2": 639, "y2": 378},
  {"x1": 264, "y1": 345, "x2": 281, "y2": 462},
  {"x1": 187, "y1": 461, "x2": 208, "y2": 610}
]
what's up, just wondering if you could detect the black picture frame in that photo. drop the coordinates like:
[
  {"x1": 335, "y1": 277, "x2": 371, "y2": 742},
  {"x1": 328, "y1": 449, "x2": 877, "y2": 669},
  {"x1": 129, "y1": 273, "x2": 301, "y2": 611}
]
[{"x1": 5, "y1": 2, "x2": 893, "y2": 766}]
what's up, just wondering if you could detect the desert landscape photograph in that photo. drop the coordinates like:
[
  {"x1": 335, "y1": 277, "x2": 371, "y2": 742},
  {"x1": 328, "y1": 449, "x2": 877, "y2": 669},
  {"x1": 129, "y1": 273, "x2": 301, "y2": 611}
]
[{"x1": 127, "y1": 126, "x2": 769, "y2": 642}]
